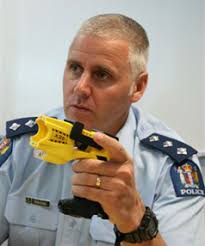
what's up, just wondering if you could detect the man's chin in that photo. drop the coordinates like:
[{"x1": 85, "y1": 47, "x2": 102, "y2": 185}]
[{"x1": 64, "y1": 113, "x2": 94, "y2": 130}]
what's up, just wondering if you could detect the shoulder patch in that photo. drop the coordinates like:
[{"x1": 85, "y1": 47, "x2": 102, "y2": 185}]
[
  {"x1": 141, "y1": 133, "x2": 197, "y2": 163},
  {"x1": 6, "y1": 117, "x2": 38, "y2": 138},
  {"x1": 0, "y1": 137, "x2": 12, "y2": 167},
  {"x1": 170, "y1": 160, "x2": 205, "y2": 197}
]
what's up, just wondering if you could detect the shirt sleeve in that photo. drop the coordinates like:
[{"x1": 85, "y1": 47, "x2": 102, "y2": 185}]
[
  {"x1": 153, "y1": 156, "x2": 205, "y2": 246},
  {"x1": 0, "y1": 138, "x2": 13, "y2": 244}
]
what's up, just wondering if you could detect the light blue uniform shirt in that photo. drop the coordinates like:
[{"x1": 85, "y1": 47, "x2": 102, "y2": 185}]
[{"x1": 0, "y1": 106, "x2": 205, "y2": 246}]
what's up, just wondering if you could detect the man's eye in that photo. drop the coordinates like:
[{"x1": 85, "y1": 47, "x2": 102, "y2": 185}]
[
  {"x1": 94, "y1": 70, "x2": 110, "y2": 80},
  {"x1": 70, "y1": 63, "x2": 82, "y2": 74}
]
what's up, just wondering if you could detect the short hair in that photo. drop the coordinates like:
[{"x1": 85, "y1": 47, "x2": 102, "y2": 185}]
[{"x1": 76, "y1": 13, "x2": 149, "y2": 79}]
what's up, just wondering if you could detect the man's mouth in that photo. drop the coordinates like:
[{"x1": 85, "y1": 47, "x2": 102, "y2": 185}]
[{"x1": 70, "y1": 104, "x2": 92, "y2": 112}]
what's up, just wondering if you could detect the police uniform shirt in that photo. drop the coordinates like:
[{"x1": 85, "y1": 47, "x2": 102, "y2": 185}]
[{"x1": 0, "y1": 106, "x2": 205, "y2": 246}]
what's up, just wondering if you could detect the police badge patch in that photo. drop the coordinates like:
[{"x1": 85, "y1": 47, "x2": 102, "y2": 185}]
[
  {"x1": 0, "y1": 137, "x2": 12, "y2": 167},
  {"x1": 170, "y1": 160, "x2": 205, "y2": 197}
]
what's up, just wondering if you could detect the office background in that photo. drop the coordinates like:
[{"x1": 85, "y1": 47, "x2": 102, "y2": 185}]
[{"x1": 0, "y1": 0, "x2": 204, "y2": 152}]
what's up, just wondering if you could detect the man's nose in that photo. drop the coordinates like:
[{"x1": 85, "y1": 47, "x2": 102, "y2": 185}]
[{"x1": 73, "y1": 73, "x2": 92, "y2": 97}]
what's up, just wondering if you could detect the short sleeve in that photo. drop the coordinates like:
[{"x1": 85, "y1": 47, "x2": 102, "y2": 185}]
[{"x1": 153, "y1": 156, "x2": 205, "y2": 246}]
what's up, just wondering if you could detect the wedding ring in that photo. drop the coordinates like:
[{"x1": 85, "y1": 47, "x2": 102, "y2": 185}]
[{"x1": 95, "y1": 176, "x2": 101, "y2": 188}]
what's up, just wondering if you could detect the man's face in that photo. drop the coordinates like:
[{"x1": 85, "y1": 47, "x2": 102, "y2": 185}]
[{"x1": 63, "y1": 35, "x2": 136, "y2": 134}]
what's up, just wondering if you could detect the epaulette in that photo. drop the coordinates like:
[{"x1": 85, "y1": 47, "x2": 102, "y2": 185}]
[
  {"x1": 6, "y1": 117, "x2": 38, "y2": 138},
  {"x1": 141, "y1": 133, "x2": 205, "y2": 197},
  {"x1": 0, "y1": 117, "x2": 38, "y2": 167},
  {"x1": 141, "y1": 133, "x2": 197, "y2": 163}
]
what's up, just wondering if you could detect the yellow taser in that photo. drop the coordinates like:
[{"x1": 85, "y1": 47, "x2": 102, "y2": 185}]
[{"x1": 30, "y1": 115, "x2": 110, "y2": 164}]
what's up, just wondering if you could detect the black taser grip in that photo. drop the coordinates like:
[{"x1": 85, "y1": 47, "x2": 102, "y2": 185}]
[{"x1": 58, "y1": 196, "x2": 109, "y2": 219}]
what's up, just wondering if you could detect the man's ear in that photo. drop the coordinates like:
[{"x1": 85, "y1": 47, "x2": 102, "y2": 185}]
[{"x1": 130, "y1": 72, "x2": 148, "y2": 103}]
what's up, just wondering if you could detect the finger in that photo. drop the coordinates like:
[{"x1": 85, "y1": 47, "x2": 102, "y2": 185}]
[
  {"x1": 72, "y1": 185, "x2": 110, "y2": 204},
  {"x1": 72, "y1": 172, "x2": 123, "y2": 191},
  {"x1": 93, "y1": 132, "x2": 130, "y2": 162},
  {"x1": 72, "y1": 173, "x2": 103, "y2": 188},
  {"x1": 72, "y1": 159, "x2": 120, "y2": 176}
]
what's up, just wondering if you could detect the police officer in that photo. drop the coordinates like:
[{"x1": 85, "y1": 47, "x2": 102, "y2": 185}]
[{"x1": 0, "y1": 14, "x2": 205, "y2": 246}]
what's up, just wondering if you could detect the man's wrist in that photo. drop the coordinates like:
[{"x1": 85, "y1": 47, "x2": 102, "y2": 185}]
[{"x1": 114, "y1": 207, "x2": 158, "y2": 244}]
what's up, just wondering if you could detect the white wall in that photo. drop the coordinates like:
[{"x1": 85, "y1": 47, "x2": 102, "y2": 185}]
[
  {"x1": 0, "y1": 0, "x2": 204, "y2": 151},
  {"x1": 203, "y1": 0, "x2": 205, "y2": 152}
]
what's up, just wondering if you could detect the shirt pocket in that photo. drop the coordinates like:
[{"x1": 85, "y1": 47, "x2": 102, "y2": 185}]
[
  {"x1": 90, "y1": 216, "x2": 115, "y2": 245},
  {"x1": 5, "y1": 195, "x2": 58, "y2": 246}
]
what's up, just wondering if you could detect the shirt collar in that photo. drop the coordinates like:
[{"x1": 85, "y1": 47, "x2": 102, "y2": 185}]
[{"x1": 116, "y1": 108, "x2": 137, "y2": 157}]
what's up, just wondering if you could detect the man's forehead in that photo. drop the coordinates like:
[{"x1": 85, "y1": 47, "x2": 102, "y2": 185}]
[
  {"x1": 69, "y1": 34, "x2": 129, "y2": 55},
  {"x1": 67, "y1": 35, "x2": 130, "y2": 68}
]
